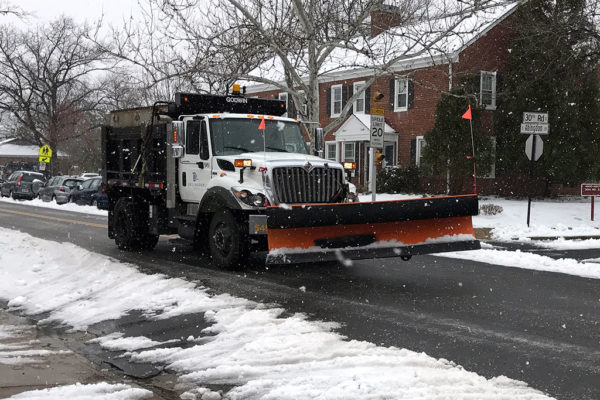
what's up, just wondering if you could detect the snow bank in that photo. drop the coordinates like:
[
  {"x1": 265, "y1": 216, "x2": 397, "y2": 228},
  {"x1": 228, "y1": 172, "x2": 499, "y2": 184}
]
[
  {"x1": 0, "y1": 228, "x2": 551, "y2": 399},
  {"x1": 0, "y1": 196, "x2": 107, "y2": 216},
  {"x1": 8, "y1": 383, "x2": 152, "y2": 400}
]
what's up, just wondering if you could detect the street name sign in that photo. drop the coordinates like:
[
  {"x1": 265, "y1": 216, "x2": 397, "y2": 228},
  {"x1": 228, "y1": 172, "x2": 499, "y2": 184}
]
[
  {"x1": 525, "y1": 134, "x2": 543, "y2": 161},
  {"x1": 370, "y1": 108, "x2": 385, "y2": 148},
  {"x1": 521, "y1": 123, "x2": 549, "y2": 135},
  {"x1": 523, "y1": 112, "x2": 549, "y2": 124}
]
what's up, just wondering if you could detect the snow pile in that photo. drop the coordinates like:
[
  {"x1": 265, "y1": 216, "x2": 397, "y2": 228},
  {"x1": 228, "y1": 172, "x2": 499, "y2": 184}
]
[
  {"x1": 0, "y1": 196, "x2": 107, "y2": 216},
  {"x1": 0, "y1": 228, "x2": 551, "y2": 399},
  {"x1": 7, "y1": 382, "x2": 152, "y2": 400}
]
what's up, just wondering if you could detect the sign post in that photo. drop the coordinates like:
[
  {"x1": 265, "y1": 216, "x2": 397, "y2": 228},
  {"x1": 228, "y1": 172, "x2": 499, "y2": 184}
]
[
  {"x1": 581, "y1": 183, "x2": 600, "y2": 221},
  {"x1": 370, "y1": 106, "x2": 385, "y2": 201},
  {"x1": 521, "y1": 112, "x2": 549, "y2": 227}
]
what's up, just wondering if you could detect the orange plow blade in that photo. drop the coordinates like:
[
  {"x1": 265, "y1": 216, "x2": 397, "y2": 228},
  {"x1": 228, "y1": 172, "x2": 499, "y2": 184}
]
[{"x1": 265, "y1": 194, "x2": 480, "y2": 264}]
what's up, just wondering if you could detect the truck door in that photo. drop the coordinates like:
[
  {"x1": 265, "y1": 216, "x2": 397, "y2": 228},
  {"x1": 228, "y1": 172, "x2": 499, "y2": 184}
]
[{"x1": 179, "y1": 119, "x2": 211, "y2": 203}]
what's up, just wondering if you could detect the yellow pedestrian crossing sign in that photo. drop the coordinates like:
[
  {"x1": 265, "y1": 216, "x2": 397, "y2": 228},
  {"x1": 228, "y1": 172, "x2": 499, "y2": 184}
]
[{"x1": 39, "y1": 144, "x2": 52, "y2": 163}]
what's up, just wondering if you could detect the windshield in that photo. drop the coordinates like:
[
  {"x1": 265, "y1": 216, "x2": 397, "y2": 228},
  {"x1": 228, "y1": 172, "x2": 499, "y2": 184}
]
[{"x1": 210, "y1": 118, "x2": 309, "y2": 156}]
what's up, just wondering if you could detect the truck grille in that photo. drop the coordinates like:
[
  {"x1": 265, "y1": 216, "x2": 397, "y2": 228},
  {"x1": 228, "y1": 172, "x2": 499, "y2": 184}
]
[{"x1": 272, "y1": 167, "x2": 344, "y2": 204}]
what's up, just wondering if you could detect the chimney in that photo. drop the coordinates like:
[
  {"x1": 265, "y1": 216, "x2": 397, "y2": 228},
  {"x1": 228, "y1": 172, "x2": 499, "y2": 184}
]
[{"x1": 370, "y1": 5, "x2": 404, "y2": 38}]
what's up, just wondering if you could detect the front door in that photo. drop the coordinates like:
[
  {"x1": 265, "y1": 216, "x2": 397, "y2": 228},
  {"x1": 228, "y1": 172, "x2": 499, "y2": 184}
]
[{"x1": 179, "y1": 119, "x2": 211, "y2": 204}]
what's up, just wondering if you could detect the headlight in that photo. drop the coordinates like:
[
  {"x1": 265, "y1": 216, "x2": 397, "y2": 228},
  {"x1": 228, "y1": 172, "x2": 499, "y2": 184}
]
[{"x1": 232, "y1": 188, "x2": 268, "y2": 207}]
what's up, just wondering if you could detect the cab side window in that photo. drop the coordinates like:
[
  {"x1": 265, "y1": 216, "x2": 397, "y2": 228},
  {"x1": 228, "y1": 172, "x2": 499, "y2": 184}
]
[
  {"x1": 200, "y1": 121, "x2": 209, "y2": 160},
  {"x1": 186, "y1": 121, "x2": 200, "y2": 155}
]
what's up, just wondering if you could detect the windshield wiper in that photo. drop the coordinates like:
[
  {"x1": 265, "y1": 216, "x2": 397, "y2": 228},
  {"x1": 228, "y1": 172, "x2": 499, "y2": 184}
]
[
  {"x1": 223, "y1": 146, "x2": 251, "y2": 153},
  {"x1": 265, "y1": 146, "x2": 288, "y2": 152}
]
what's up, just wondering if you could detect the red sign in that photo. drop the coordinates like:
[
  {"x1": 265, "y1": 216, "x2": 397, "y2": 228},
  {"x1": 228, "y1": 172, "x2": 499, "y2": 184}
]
[{"x1": 581, "y1": 183, "x2": 600, "y2": 196}]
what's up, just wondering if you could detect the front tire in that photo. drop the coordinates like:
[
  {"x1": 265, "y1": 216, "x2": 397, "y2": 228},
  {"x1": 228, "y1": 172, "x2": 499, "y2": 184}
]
[{"x1": 208, "y1": 210, "x2": 248, "y2": 269}]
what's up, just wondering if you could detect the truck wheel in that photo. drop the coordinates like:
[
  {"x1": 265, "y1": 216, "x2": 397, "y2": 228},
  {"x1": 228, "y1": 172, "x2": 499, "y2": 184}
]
[
  {"x1": 208, "y1": 210, "x2": 248, "y2": 269},
  {"x1": 113, "y1": 198, "x2": 153, "y2": 251}
]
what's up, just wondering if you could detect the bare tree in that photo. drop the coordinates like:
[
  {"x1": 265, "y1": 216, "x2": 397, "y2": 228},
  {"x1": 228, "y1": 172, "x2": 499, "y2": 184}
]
[
  {"x1": 0, "y1": 17, "x2": 112, "y2": 172},
  {"x1": 99, "y1": 0, "x2": 521, "y2": 150},
  {"x1": 142, "y1": 0, "x2": 523, "y2": 150},
  {"x1": 0, "y1": 0, "x2": 27, "y2": 18}
]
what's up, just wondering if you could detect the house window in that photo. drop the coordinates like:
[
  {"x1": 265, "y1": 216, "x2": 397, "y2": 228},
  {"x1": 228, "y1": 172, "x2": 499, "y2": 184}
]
[
  {"x1": 331, "y1": 84, "x2": 342, "y2": 117},
  {"x1": 416, "y1": 136, "x2": 426, "y2": 166},
  {"x1": 394, "y1": 77, "x2": 408, "y2": 112},
  {"x1": 343, "y1": 142, "x2": 355, "y2": 162},
  {"x1": 384, "y1": 144, "x2": 395, "y2": 166},
  {"x1": 278, "y1": 92, "x2": 288, "y2": 117},
  {"x1": 326, "y1": 142, "x2": 337, "y2": 161},
  {"x1": 353, "y1": 81, "x2": 365, "y2": 114},
  {"x1": 480, "y1": 71, "x2": 496, "y2": 109}
]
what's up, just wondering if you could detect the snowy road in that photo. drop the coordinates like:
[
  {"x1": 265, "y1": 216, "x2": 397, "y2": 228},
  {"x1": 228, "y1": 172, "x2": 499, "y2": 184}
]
[{"x1": 1, "y1": 201, "x2": 599, "y2": 399}]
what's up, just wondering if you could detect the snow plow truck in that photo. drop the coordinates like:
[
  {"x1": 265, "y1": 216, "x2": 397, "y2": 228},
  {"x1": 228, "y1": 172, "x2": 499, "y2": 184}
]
[{"x1": 101, "y1": 88, "x2": 480, "y2": 268}]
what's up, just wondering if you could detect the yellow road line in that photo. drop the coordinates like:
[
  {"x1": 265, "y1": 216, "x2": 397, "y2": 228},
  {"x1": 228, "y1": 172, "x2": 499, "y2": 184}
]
[{"x1": 0, "y1": 207, "x2": 106, "y2": 228}]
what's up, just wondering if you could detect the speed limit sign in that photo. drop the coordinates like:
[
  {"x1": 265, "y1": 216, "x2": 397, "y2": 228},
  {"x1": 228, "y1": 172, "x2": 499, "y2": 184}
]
[{"x1": 370, "y1": 108, "x2": 385, "y2": 148}]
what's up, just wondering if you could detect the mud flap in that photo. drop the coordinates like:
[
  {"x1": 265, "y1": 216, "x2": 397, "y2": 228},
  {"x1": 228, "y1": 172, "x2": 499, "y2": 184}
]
[{"x1": 265, "y1": 194, "x2": 481, "y2": 264}]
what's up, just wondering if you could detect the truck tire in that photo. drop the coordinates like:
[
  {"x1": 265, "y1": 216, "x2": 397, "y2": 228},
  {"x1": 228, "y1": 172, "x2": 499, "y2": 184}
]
[
  {"x1": 208, "y1": 209, "x2": 248, "y2": 269},
  {"x1": 113, "y1": 198, "x2": 158, "y2": 251}
]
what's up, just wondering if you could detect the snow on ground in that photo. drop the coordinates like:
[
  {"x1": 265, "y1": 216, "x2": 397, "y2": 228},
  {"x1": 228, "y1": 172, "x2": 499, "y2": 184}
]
[
  {"x1": 439, "y1": 249, "x2": 600, "y2": 279},
  {"x1": 8, "y1": 383, "x2": 153, "y2": 400},
  {"x1": 476, "y1": 197, "x2": 600, "y2": 241},
  {"x1": 0, "y1": 228, "x2": 551, "y2": 399},
  {"x1": 0, "y1": 196, "x2": 107, "y2": 216},
  {"x1": 0, "y1": 324, "x2": 71, "y2": 366}
]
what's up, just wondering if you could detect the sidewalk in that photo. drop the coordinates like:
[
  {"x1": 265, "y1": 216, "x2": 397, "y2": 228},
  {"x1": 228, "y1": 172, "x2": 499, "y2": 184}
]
[{"x1": 0, "y1": 309, "x2": 166, "y2": 399}]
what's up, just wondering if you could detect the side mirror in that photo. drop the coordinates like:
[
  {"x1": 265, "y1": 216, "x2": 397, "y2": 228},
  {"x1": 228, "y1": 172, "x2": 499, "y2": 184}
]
[
  {"x1": 315, "y1": 127, "x2": 324, "y2": 156},
  {"x1": 172, "y1": 144, "x2": 184, "y2": 158}
]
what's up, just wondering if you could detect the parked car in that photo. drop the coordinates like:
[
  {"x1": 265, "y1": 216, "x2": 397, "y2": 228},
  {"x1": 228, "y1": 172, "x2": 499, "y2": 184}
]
[
  {"x1": 70, "y1": 177, "x2": 107, "y2": 208},
  {"x1": 38, "y1": 175, "x2": 83, "y2": 204},
  {"x1": 2, "y1": 161, "x2": 39, "y2": 180},
  {"x1": 0, "y1": 170, "x2": 45, "y2": 200}
]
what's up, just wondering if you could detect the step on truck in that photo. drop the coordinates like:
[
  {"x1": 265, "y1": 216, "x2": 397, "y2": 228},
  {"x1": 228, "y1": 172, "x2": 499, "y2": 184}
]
[{"x1": 102, "y1": 87, "x2": 480, "y2": 268}]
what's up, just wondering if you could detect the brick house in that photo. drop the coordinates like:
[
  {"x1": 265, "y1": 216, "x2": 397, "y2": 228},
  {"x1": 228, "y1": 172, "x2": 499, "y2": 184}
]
[{"x1": 246, "y1": 4, "x2": 520, "y2": 191}]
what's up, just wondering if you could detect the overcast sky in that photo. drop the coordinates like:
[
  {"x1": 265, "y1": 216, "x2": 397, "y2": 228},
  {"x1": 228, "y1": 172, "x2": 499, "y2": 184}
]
[{"x1": 8, "y1": 0, "x2": 142, "y2": 26}]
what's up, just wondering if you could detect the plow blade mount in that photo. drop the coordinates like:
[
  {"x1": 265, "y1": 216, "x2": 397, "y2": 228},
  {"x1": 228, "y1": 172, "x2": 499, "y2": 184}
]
[{"x1": 265, "y1": 194, "x2": 480, "y2": 264}]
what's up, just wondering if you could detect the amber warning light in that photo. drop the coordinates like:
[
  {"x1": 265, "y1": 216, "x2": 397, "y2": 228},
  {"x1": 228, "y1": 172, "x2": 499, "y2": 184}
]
[
  {"x1": 343, "y1": 162, "x2": 356, "y2": 170},
  {"x1": 234, "y1": 159, "x2": 252, "y2": 168}
]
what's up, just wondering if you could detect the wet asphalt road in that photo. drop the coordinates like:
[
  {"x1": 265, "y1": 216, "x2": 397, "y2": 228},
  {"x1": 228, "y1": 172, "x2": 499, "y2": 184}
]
[{"x1": 0, "y1": 201, "x2": 599, "y2": 399}]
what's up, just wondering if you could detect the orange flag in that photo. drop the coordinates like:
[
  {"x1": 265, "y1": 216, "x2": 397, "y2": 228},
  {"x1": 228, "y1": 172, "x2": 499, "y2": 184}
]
[
  {"x1": 462, "y1": 105, "x2": 472, "y2": 120},
  {"x1": 258, "y1": 116, "x2": 266, "y2": 130}
]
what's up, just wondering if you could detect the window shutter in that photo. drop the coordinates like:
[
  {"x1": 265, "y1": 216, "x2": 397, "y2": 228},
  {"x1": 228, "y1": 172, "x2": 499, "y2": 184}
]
[
  {"x1": 410, "y1": 138, "x2": 417, "y2": 165},
  {"x1": 348, "y1": 85, "x2": 354, "y2": 114},
  {"x1": 408, "y1": 80, "x2": 414, "y2": 109},
  {"x1": 389, "y1": 79, "x2": 395, "y2": 110},
  {"x1": 341, "y1": 85, "x2": 347, "y2": 111},
  {"x1": 326, "y1": 87, "x2": 331, "y2": 116},
  {"x1": 365, "y1": 86, "x2": 370, "y2": 113},
  {"x1": 495, "y1": 74, "x2": 503, "y2": 107}
]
